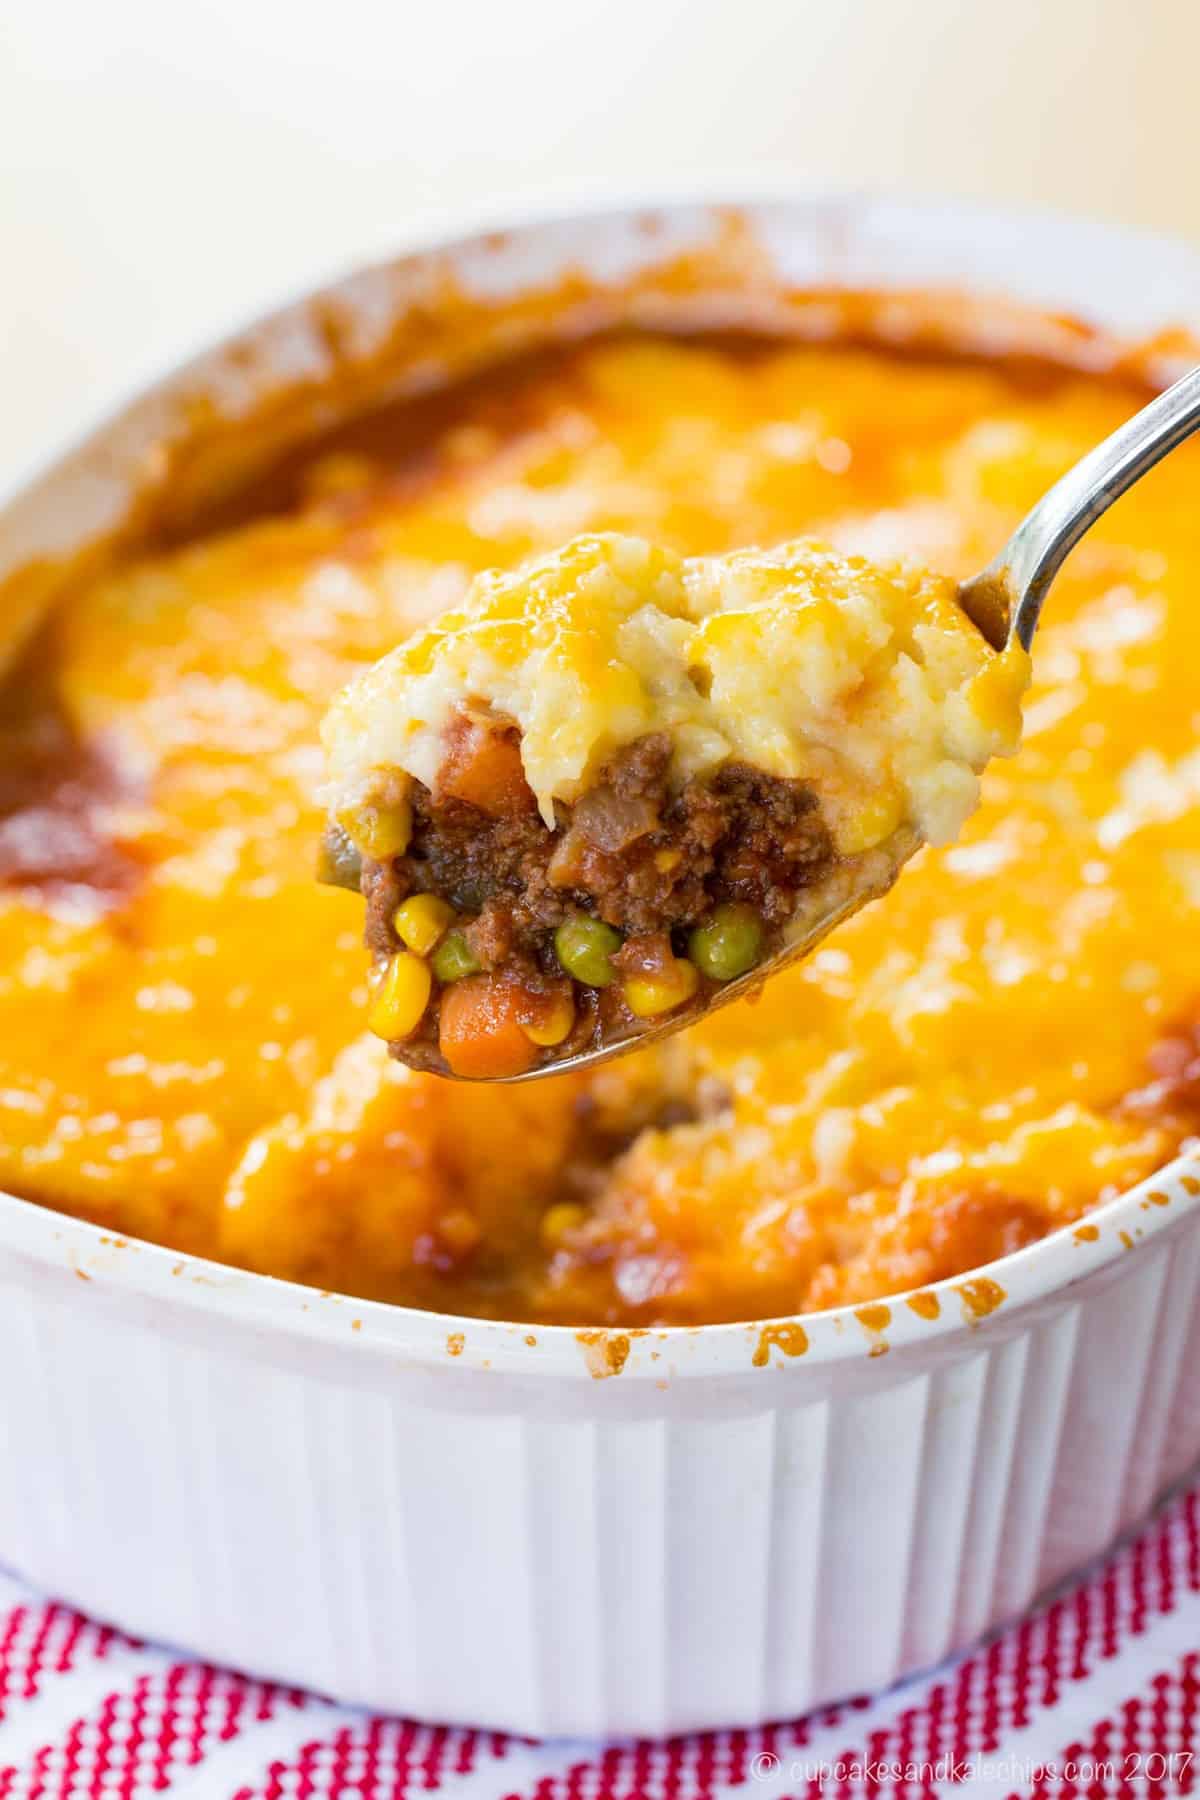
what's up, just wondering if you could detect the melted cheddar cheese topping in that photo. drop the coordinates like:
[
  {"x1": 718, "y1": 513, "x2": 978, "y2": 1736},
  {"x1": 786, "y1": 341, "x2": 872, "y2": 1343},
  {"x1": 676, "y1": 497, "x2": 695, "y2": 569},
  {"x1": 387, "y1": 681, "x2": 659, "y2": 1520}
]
[
  {"x1": 322, "y1": 532, "x2": 1027, "y2": 853},
  {"x1": 0, "y1": 332, "x2": 1195, "y2": 1323}
]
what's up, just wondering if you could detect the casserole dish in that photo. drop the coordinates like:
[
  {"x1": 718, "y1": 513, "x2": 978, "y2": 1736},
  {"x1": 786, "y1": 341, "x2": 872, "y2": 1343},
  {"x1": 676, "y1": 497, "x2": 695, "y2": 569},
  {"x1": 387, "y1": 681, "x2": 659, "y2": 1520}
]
[{"x1": 2, "y1": 196, "x2": 1200, "y2": 1736}]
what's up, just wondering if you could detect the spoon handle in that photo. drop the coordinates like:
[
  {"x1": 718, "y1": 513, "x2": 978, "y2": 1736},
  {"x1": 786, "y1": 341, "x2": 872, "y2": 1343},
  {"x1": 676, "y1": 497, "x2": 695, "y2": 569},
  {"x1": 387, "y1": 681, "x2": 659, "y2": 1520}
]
[{"x1": 960, "y1": 362, "x2": 1200, "y2": 651}]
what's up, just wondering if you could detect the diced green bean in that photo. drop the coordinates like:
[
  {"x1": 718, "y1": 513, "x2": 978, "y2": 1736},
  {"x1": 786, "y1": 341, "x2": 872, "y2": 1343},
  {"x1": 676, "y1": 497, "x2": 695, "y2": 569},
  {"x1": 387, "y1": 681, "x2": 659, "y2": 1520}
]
[
  {"x1": 431, "y1": 927, "x2": 482, "y2": 984},
  {"x1": 316, "y1": 824, "x2": 363, "y2": 892},
  {"x1": 554, "y1": 915, "x2": 622, "y2": 988},
  {"x1": 687, "y1": 903, "x2": 764, "y2": 982}
]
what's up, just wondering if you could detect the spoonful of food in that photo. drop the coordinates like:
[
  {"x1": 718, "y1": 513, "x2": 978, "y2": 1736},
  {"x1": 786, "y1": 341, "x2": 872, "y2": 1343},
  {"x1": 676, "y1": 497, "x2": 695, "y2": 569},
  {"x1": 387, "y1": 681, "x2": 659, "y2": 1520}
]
[{"x1": 319, "y1": 362, "x2": 1200, "y2": 1082}]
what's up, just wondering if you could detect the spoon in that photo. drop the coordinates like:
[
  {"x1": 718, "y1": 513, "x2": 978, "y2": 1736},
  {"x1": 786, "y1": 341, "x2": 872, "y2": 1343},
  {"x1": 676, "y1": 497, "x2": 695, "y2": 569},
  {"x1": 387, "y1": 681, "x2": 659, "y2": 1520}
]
[
  {"x1": 486, "y1": 361, "x2": 1200, "y2": 1084},
  {"x1": 959, "y1": 361, "x2": 1200, "y2": 651}
]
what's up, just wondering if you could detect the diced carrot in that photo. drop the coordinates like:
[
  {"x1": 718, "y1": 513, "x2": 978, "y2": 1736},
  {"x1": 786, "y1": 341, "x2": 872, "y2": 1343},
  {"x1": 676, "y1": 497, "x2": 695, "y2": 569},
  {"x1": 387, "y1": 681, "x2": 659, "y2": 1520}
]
[
  {"x1": 437, "y1": 716, "x2": 536, "y2": 818},
  {"x1": 438, "y1": 974, "x2": 539, "y2": 1078}
]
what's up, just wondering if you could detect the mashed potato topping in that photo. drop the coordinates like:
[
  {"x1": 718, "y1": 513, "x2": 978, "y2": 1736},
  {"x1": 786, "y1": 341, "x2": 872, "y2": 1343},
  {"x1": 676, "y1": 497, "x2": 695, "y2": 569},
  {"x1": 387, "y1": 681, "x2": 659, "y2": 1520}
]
[{"x1": 322, "y1": 532, "x2": 1027, "y2": 856}]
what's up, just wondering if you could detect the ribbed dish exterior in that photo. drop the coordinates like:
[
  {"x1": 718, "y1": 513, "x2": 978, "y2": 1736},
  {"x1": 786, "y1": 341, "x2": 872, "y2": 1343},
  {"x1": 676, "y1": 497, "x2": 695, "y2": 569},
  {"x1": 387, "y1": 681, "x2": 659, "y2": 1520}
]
[
  {"x1": 0, "y1": 1169, "x2": 1196, "y2": 1737},
  {"x1": 4, "y1": 198, "x2": 1200, "y2": 1736}
]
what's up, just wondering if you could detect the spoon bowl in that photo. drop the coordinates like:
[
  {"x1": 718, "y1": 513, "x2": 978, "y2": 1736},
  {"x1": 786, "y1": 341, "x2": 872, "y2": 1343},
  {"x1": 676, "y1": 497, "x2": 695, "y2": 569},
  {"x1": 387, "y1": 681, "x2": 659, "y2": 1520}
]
[{"x1": 434, "y1": 825, "x2": 923, "y2": 1083}]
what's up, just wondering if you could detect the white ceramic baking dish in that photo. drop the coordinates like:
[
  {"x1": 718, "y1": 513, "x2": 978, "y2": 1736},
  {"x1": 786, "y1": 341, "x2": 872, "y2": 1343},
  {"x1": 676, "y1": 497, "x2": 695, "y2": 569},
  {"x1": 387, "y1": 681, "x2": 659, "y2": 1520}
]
[{"x1": 3, "y1": 197, "x2": 1200, "y2": 1740}]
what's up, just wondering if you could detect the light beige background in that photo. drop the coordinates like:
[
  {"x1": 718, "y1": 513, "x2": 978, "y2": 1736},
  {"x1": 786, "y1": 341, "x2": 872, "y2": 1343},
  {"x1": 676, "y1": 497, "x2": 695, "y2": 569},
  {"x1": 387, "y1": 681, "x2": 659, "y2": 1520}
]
[{"x1": 2, "y1": 0, "x2": 1197, "y2": 490}]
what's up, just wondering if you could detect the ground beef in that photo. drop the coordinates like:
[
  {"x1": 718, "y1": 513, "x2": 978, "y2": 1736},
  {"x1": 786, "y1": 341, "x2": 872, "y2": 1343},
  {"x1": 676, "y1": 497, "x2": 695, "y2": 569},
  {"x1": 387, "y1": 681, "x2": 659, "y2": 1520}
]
[
  {"x1": 553, "y1": 1077, "x2": 730, "y2": 1211},
  {"x1": 400, "y1": 792, "x2": 551, "y2": 924},
  {"x1": 363, "y1": 733, "x2": 837, "y2": 969},
  {"x1": 361, "y1": 857, "x2": 409, "y2": 959},
  {"x1": 464, "y1": 899, "x2": 517, "y2": 970}
]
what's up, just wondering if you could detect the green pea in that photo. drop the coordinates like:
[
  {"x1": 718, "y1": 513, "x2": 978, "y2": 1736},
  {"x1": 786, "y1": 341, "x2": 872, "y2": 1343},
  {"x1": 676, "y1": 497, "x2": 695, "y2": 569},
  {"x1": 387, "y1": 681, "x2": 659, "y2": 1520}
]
[
  {"x1": 316, "y1": 824, "x2": 363, "y2": 892},
  {"x1": 431, "y1": 927, "x2": 482, "y2": 984},
  {"x1": 554, "y1": 915, "x2": 622, "y2": 987},
  {"x1": 687, "y1": 903, "x2": 765, "y2": 982}
]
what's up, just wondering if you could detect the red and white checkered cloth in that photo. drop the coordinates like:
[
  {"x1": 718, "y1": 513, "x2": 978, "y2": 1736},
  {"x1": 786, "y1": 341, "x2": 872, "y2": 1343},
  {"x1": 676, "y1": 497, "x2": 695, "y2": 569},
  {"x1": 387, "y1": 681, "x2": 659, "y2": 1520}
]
[{"x1": 1, "y1": 1481, "x2": 1197, "y2": 1800}]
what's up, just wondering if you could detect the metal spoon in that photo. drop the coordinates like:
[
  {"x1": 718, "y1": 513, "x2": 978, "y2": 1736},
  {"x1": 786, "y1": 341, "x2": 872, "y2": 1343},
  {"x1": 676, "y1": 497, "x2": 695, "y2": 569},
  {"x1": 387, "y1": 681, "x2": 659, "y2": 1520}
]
[
  {"x1": 958, "y1": 361, "x2": 1200, "y2": 651},
  {"x1": 464, "y1": 362, "x2": 1200, "y2": 1083}
]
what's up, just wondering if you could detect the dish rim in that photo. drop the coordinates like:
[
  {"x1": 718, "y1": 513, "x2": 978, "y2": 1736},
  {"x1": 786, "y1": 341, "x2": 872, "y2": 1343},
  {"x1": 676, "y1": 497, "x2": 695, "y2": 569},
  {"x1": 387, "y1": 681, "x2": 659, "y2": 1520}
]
[
  {"x1": 2, "y1": 1155, "x2": 1197, "y2": 1382},
  {"x1": 3, "y1": 190, "x2": 1200, "y2": 1383}
]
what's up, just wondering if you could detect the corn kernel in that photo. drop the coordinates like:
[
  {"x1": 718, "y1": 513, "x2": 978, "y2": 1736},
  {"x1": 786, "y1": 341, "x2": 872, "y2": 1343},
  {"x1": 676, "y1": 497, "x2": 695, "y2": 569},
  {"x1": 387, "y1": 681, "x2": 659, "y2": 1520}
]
[
  {"x1": 437, "y1": 1207, "x2": 482, "y2": 1256},
  {"x1": 623, "y1": 957, "x2": 700, "y2": 1018},
  {"x1": 367, "y1": 950, "x2": 432, "y2": 1040},
  {"x1": 654, "y1": 847, "x2": 683, "y2": 873},
  {"x1": 393, "y1": 893, "x2": 454, "y2": 955},
  {"x1": 540, "y1": 1201, "x2": 587, "y2": 1249},
  {"x1": 520, "y1": 991, "x2": 575, "y2": 1046},
  {"x1": 337, "y1": 792, "x2": 412, "y2": 860},
  {"x1": 834, "y1": 785, "x2": 904, "y2": 855}
]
